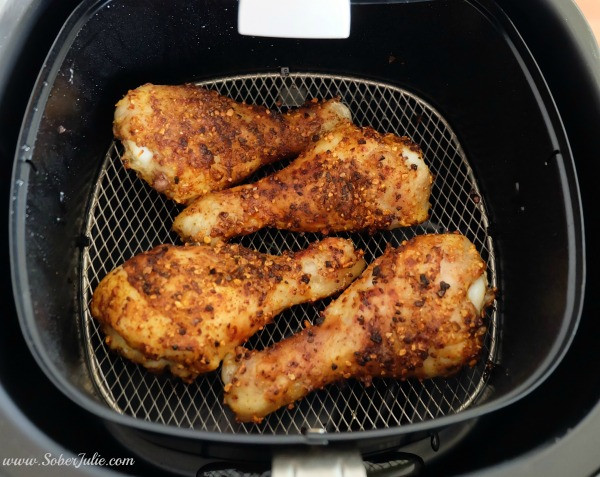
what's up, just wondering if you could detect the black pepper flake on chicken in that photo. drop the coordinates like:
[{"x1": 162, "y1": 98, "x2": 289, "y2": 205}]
[
  {"x1": 438, "y1": 281, "x2": 451, "y2": 297},
  {"x1": 370, "y1": 331, "x2": 383, "y2": 344},
  {"x1": 90, "y1": 238, "x2": 366, "y2": 382},
  {"x1": 173, "y1": 121, "x2": 432, "y2": 245},
  {"x1": 221, "y1": 233, "x2": 496, "y2": 422}
]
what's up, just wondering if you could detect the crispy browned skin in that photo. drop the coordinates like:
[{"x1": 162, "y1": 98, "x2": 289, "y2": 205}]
[
  {"x1": 173, "y1": 122, "x2": 433, "y2": 244},
  {"x1": 222, "y1": 233, "x2": 495, "y2": 422},
  {"x1": 90, "y1": 238, "x2": 365, "y2": 382},
  {"x1": 113, "y1": 84, "x2": 352, "y2": 204}
]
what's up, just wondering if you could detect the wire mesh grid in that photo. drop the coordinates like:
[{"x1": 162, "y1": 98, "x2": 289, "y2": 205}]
[{"x1": 81, "y1": 73, "x2": 497, "y2": 435}]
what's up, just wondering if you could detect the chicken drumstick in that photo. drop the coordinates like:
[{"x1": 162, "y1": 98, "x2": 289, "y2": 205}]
[
  {"x1": 174, "y1": 122, "x2": 432, "y2": 244},
  {"x1": 222, "y1": 233, "x2": 495, "y2": 422},
  {"x1": 114, "y1": 84, "x2": 351, "y2": 204},
  {"x1": 90, "y1": 238, "x2": 365, "y2": 382}
]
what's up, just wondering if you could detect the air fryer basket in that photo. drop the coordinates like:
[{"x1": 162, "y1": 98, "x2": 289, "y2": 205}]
[
  {"x1": 10, "y1": 0, "x2": 583, "y2": 452},
  {"x1": 82, "y1": 73, "x2": 497, "y2": 434}
]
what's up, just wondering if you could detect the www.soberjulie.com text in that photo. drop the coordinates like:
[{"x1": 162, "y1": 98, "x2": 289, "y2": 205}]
[{"x1": 2, "y1": 452, "x2": 135, "y2": 468}]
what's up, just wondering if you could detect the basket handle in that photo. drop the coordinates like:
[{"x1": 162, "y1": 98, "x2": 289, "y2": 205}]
[
  {"x1": 272, "y1": 448, "x2": 423, "y2": 477},
  {"x1": 195, "y1": 448, "x2": 423, "y2": 476}
]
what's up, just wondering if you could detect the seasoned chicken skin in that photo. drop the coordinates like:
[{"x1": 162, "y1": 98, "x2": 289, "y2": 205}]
[
  {"x1": 222, "y1": 233, "x2": 495, "y2": 422},
  {"x1": 174, "y1": 122, "x2": 433, "y2": 244},
  {"x1": 113, "y1": 84, "x2": 351, "y2": 204},
  {"x1": 90, "y1": 238, "x2": 365, "y2": 382}
]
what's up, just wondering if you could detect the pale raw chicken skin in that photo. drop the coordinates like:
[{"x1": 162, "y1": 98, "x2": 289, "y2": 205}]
[
  {"x1": 222, "y1": 233, "x2": 495, "y2": 422},
  {"x1": 113, "y1": 83, "x2": 351, "y2": 204},
  {"x1": 173, "y1": 122, "x2": 432, "y2": 244},
  {"x1": 90, "y1": 238, "x2": 365, "y2": 382}
]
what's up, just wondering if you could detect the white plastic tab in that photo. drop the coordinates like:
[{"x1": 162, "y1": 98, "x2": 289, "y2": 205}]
[{"x1": 238, "y1": 0, "x2": 351, "y2": 39}]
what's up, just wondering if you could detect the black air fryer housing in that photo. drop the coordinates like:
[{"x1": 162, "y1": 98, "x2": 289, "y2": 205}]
[{"x1": 2, "y1": 0, "x2": 599, "y2": 475}]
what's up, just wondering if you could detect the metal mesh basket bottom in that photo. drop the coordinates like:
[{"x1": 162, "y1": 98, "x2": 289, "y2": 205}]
[{"x1": 81, "y1": 73, "x2": 498, "y2": 435}]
